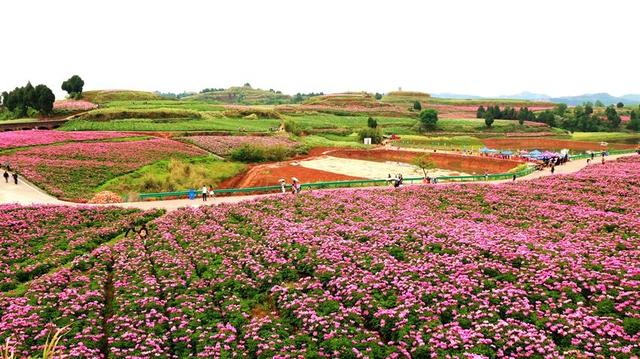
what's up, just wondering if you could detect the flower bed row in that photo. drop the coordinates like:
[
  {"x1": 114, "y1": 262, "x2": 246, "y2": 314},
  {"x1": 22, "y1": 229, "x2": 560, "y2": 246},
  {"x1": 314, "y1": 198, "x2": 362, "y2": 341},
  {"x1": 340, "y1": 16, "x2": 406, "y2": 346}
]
[
  {"x1": 182, "y1": 135, "x2": 298, "y2": 156},
  {"x1": 0, "y1": 130, "x2": 137, "y2": 149},
  {"x1": 1, "y1": 157, "x2": 639, "y2": 357},
  {"x1": 0, "y1": 138, "x2": 206, "y2": 201},
  {"x1": 0, "y1": 205, "x2": 163, "y2": 293}
]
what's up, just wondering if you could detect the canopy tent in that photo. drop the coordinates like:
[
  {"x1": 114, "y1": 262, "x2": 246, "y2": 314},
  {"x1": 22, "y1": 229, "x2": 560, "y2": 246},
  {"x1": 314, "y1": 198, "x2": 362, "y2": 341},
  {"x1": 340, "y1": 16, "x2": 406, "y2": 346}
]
[
  {"x1": 501, "y1": 150, "x2": 514, "y2": 156},
  {"x1": 479, "y1": 147, "x2": 499, "y2": 154},
  {"x1": 518, "y1": 150, "x2": 529, "y2": 154},
  {"x1": 541, "y1": 151, "x2": 560, "y2": 159},
  {"x1": 526, "y1": 150, "x2": 543, "y2": 159}
]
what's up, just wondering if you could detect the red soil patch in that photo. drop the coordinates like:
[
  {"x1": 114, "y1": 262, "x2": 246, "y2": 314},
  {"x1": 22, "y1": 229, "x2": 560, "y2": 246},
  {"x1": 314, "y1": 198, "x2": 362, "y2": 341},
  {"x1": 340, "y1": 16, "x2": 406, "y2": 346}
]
[
  {"x1": 482, "y1": 138, "x2": 636, "y2": 151},
  {"x1": 219, "y1": 162, "x2": 363, "y2": 188},
  {"x1": 328, "y1": 149, "x2": 522, "y2": 174}
]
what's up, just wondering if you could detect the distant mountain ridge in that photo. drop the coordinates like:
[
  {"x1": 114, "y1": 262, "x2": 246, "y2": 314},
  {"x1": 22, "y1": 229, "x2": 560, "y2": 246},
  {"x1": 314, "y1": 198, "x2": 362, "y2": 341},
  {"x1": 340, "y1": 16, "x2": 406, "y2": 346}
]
[{"x1": 433, "y1": 92, "x2": 640, "y2": 105}]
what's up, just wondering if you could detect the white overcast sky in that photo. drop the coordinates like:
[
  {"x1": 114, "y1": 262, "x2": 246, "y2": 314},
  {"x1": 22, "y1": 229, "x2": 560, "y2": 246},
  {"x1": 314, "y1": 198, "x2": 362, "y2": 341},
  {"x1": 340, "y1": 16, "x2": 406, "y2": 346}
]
[{"x1": 1, "y1": 0, "x2": 638, "y2": 99}]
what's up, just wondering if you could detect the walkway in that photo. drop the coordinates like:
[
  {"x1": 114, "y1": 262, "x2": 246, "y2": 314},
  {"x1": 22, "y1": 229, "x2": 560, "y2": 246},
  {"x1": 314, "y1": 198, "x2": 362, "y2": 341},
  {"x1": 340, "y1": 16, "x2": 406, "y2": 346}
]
[{"x1": 0, "y1": 153, "x2": 635, "y2": 211}]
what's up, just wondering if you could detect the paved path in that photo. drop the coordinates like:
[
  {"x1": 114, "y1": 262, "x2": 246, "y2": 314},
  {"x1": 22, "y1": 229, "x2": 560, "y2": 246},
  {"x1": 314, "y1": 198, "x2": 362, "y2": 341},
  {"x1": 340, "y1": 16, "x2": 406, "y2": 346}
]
[{"x1": 0, "y1": 153, "x2": 635, "y2": 211}]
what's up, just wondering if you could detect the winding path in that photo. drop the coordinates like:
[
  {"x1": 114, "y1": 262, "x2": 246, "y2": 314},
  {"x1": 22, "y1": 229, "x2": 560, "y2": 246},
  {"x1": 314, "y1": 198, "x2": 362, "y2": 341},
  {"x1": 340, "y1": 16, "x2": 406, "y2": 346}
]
[{"x1": 0, "y1": 153, "x2": 635, "y2": 211}]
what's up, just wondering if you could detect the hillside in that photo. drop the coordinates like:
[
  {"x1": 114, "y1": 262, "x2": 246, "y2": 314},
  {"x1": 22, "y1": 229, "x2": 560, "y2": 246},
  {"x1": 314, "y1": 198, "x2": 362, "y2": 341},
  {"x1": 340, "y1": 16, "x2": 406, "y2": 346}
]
[
  {"x1": 302, "y1": 92, "x2": 390, "y2": 108},
  {"x1": 185, "y1": 86, "x2": 292, "y2": 105},
  {"x1": 81, "y1": 90, "x2": 162, "y2": 104}
]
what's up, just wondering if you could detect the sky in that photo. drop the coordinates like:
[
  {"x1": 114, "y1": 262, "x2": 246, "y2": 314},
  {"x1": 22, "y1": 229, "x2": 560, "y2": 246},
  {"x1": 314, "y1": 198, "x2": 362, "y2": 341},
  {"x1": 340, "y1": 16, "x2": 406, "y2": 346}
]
[{"x1": 2, "y1": 0, "x2": 639, "y2": 99}]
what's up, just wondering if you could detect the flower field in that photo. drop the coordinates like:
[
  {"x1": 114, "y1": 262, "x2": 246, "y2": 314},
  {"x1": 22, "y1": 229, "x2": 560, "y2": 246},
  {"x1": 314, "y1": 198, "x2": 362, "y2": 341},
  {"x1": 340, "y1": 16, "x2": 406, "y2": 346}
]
[
  {"x1": 0, "y1": 205, "x2": 163, "y2": 293},
  {"x1": 0, "y1": 130, "x2": 137, "y2": 149},
  {"x1": 53, "y1": 100, "x2": 99, "y2": 111},
  {"x1": 0, "y1": 138, "x2": 206, "y2": 200},
  {"x1": 182, "y1": 135, "x2": 298, "y2": 156},
  {"x1": 0, "y1": 156, "x2": 638, "y2": 357}
]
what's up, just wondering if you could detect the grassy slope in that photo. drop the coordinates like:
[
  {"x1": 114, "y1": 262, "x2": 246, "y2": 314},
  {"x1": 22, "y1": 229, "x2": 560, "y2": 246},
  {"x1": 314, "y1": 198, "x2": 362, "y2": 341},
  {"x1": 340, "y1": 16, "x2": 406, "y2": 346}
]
[
  {"x1": 185, "y1": 86, "x2": 292, "y2": 105},
  {"x1": 81, "y1": 90, "x2": 161, "y2": 103},
  {"x1": 98, "y1": 157, "x2": 246, "y2": 198},
  {"x1": 60, "y1": 118, "x2": 280, "y2": 132},
  {"x1": 570, "y1": 132, "x2": 640, "y2": 142}
]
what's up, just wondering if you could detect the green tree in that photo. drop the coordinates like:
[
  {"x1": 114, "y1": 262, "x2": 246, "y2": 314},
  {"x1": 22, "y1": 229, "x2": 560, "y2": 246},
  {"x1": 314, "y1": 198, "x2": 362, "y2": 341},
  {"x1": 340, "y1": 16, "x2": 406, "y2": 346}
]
[
  {"x1": 367, "y1": 117, "x2": 378, "y2": 129},
  {"x1": 375, "y1": 93, "x2": 383, "y2": 100},
  {"x1": 484, "y1": 112, "x2": 495, "y2": 128},
  {"x1": 412, "y1": 154, "x2": 436, "y2": 177},
  {"x1": 419, "y1": 109, "x2": 438, "y2": 130},
  {"x1": 554, "y1": 103, "x2": 567, "y2": 116},
  {"x1": 584, "y1": 103, "x2": 594, "y2": 115},
  {"x1": 537, "y1": 110, "x2": 556, "y2": 127},
  {"x1": 594, "y1": 100, "x2": 604, "y2": 107},
  {"x1": 476, "y1": 106, "x2": 486, "y2": 119},
  {"x1": 627, "y1": 110, "x2": 640, "y2": 131},
  {"x1": 616, "y1": 102, "x2": 624, "y2": 108},
  {"x1": 605, "y1": 105, "x2": 621, "y2": 129},
  {"x1": 358, "y1": 127, "x2": 383, "y2": 144},
  {"x1": 413, "y1": 101, "x2": 422, "y2": 111},
  {"x1": 61, "y1": 75, "x2": 84, "y2": 99},
  {"x1": 34, "y1": 84, "x2": 55, "y2": 114}
]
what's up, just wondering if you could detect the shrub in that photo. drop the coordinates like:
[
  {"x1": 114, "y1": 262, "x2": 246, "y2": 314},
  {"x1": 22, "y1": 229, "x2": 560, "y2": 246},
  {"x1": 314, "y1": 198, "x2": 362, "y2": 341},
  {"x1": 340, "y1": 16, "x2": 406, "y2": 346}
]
[
  {"x1": 367, "y1": 117, "x2": 378, "y2": 129},
  {"x1": 622, "y1": 317, "x2": 640, "y2": 336},
  {"x1": 229, "y1": 144, "x2": 294, "y2": 163},
  {"x1": 284, "y1": 119, "x2": 303, "y2": 135},
  {"x1": 375, "y1": 93, "x2": 383, "y2": 100},
  {"x1": 484, "y1": 113, "x2": 495, "y2": 128},
  {"x1": 419, "y1": 109, "x2": 438, "y2": 131},
  {"x1": 357, "y1": 127, "x2": 383, "y2": 144},
  {"x1": 413, "y1": 101, "x2": 422, "y2": 111}
]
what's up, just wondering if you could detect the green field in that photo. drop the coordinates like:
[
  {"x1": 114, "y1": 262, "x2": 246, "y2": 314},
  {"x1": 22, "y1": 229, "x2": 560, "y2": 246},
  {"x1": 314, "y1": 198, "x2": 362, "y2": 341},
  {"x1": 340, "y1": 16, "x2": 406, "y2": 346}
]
[
  {"x1": 60, "y1": 117, "x2": 280, "y2": 132},
  {"x1": 81, "y1": 90, "x2": 161, "y2": 103},
  {"x1": 98, "y1": 156, "x2": 246, "y2": 199},
  {"x1": 100, "y1": 100, "x2": 225, "y2": 112},
  {"x1": 395, "y1": 135, "x2": 484, "y2": 149},
  {"x1": 569, "y1": 132, "x2": 640, "y2": 143}
]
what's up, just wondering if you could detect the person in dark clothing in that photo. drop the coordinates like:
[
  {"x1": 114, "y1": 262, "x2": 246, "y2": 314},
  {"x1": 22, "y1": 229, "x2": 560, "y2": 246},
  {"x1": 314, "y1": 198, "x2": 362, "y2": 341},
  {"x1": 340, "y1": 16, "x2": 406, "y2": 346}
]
[
  {"x1": 512, "y1": 174, "x2": 516, "y2": 181},
  {"x1": 12, "y1": 172, "x2": 18, "y2": 185},
  {"x1": 3, "y1": 171, "x2": 8, "y2": 183},
  {"x1": 551, "y1": 166, "x2": 555, "y2": 174}
]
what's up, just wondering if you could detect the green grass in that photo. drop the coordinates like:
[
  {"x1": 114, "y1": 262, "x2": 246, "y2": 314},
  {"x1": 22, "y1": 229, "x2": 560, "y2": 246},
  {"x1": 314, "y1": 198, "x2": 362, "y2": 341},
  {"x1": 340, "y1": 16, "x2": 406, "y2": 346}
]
[
  {"x1": 395, "y1": 135, "x2": 483, "y2": 149},
  {"x1": 60, "y1": 117, "x2": 280, "y2": 132},
  {"x1": 98, "y1": 157, "x2": 246, "y2": 199},
  {"x1": 570, "y1": 132, "x2": 640, "y2": 143},
  {"x1": 434, "y1": 118, "x2": 550, "y2": 133},
  {"x1": 185, "y1": 86, "x2": 292, "y2": 105},
  {"x1": 299, "y1": 134, "x2": 368, "y2": 149},
  {"x1": 284, "y1": 113, "x2": 417, "y2": 133},
  {"x1": 101, "y1": 100, "x2": 225, "y2": 112},
  {"x1": 0, "y1": 117, "x2": 40, "y2": 124},
  {"x1": 82, "y1": 90, "x2": 161, "y2": 103}
]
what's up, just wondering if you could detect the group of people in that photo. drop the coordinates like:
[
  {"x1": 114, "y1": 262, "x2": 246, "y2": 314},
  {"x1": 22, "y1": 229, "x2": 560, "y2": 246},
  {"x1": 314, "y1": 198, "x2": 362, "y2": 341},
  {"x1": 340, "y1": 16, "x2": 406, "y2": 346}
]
[
  {"x1": 2, "y1": 167, "x2": 19, "y2": 185},
  {"x1": 586, "y1": 151, "x2": 609, "y2": 166},
  {"x1": 387, "y1": 173, "x2": 405, "y2": 188},
  {"x1": 201, "y1": 185, "x2": 215, "y2": 201},
  {"x1": 279, "y1": 177, "x2": 302, "y2": 195}
]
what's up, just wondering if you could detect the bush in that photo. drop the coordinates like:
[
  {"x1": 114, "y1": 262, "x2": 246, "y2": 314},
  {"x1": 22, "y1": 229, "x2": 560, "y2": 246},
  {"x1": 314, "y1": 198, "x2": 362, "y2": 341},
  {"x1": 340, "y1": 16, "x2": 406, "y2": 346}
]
[
  {"x1": 413, "y1": 101, "x2": 422, "y2": 111},
  {"x1": 284, "y1": 119, "x2": 303, "y2": 135},
  {"x1": 623, "y1": 317, "x2": 640, "y2": 336},
  {"x1": 375, "y1": 93, "x2": 383, "y2": 100},
  {"x1": 357, "y1": 127, "x2": 383, "y2": 144},
  {"x1": 229, "y1": 144, "x2": 294, "y2": 163},
  {"x1": 484, "y1": 113, "x2": 495, "y2": 128},
  {"x1": 419, "y1": 109, "x2": 438, "y2": 130},
  {"x1": 367, "y1": 117, "x2": 378, "y2": 129}
]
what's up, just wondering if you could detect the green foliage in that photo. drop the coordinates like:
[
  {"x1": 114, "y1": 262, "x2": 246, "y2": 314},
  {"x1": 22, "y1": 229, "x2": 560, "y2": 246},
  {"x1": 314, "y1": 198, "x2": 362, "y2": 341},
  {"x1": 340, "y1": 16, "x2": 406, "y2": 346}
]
[
  {"x1": 605, "y1": 105, "x2": 621, "y2": 129},
  {"x1": 229, "y1": 144, "x2": 295, "y2": 163},
  {"x1": 61, "y1": 75, "x2": 84, "y2": 99},
  {"x1": 627, "y1": 111, "x2": 640, "y2": 131},
  {"x1": 412, "y1": 154, "x2": 436, "y2": 177},
  {"x1": 385, "y1": 246, "x2": 406, "y2": 261},
  {"x1": 413, "y1": 101, "x2": 422, "y2": 111},
  {"x1": 616, "y1": 102, "x2": 624, "y2": 108},
  {"x1": 367, "y1": 116, "x2": 378, "y2": 129},
  {"x1": 484, "y1": 112, "x2": 494, "y2": 128},
  {"x1": 419, "y1": 109, "x2": 438, "y2": 130},
  {"x1": 554, "y1": 103, "x2": 568, "y2": 116},
  {"x1": 476, "y1": 105, "x2": 485, "y2": 119},
  {"x1": 2, "y1": 82, "x2": 55, "y2": 116},
  {"x1": 99, "y1": 157, "x2": 246, "y2": 196},
  {"x1": 594, "y1": 100, "x2": 605, "y2": 107},
  {"x1": 537, "y1": 110, "x2": 556, "y2": 127},
  {"x1": 284, "y1": 119, "x2": 303, "y2": 135},
  {"x1": 374, "y1": 93, "x2": 383, "y2": 100},
  {"x1": 623, "y1": 317, "x2": 640, "y2": 336},
  {"x1": 357, "y1": 127, "x2": 383, "y2": 144}
]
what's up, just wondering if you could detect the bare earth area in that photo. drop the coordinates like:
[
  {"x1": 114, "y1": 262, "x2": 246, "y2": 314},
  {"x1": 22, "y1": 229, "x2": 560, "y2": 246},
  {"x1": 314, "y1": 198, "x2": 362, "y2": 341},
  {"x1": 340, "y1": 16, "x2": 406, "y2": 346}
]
[{"x1": 299, "y1": 156, "x2": 469, "y2": 178}]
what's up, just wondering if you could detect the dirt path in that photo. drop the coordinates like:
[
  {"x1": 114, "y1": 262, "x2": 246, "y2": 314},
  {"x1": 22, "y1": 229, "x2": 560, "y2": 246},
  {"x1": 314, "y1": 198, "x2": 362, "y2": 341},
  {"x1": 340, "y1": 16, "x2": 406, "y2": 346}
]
[{"x1": 0, "y1": 153, "x2": 635, "y2": 211}]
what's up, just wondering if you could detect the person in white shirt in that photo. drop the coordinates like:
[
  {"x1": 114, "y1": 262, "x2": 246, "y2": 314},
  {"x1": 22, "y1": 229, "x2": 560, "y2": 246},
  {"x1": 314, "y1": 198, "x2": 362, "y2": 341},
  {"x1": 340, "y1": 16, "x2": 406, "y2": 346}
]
[{"x1": 202, "y1": 185, "x2": 208, "y2": 201}]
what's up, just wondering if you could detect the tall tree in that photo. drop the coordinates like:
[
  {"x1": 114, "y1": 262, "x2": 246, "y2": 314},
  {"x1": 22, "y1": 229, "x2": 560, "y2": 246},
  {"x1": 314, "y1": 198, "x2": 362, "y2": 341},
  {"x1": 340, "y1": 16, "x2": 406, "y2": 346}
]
[
  {"x1": 61, "y1": 75, "x2": 85, "y2": 99},
  {"x1": 419, "y1": 109, "x2": 438, "y2": 130}
]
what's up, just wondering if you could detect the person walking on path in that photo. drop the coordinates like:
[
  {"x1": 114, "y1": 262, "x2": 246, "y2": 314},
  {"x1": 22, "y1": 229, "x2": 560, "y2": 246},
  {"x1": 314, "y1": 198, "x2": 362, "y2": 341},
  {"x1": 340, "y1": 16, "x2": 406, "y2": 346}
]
[
  {"x1": 291, "y1": 177, "x2": 301, "y2": 194},
  {"x1": 201, "y1": 185, "x2": 208, "y2": 201},
  {"x1": 208, "y1": 185, "x2": 215, "y2": 199},
  {"x1": 512, "y1": 174, "x2": 516, "y2": 181},
  {"x1": 279, "y1": 179, "x2": 287, "y2": 194},
  {"x1": 601, "y1": 157, "x2": 605, "y2": 165},
  {"x1": 551, "y1": 166, "x2": 555, "y2": 174},
  {"x1": 3, "y1": 170, "x2": 8, "y2": 183},
  {"x1": 12, "y1": 172, "x2": 18, "y2": 185}
]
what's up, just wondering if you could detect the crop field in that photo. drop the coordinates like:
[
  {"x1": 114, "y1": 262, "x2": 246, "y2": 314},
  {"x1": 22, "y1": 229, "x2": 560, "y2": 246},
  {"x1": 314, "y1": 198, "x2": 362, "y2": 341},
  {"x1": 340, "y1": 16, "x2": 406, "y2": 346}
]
[
  {"x1": 182, "y1": 135, "x2": 298, "y2": 156},
  {"x1": 0, "y1": 130, "x2": 139, "y2": 149},
  {"x1": 60, "y1": 117, "x2": 281, "y2": 132},
  {"x1": 0, "y1": 157, "x2": 638, "y2": 357},
  {"x1": 0, "y1": 138, "x2": 206, "y2": 201},
  {"x1": 0, "y1": 205, "x2": 163, "y2": 293}
]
